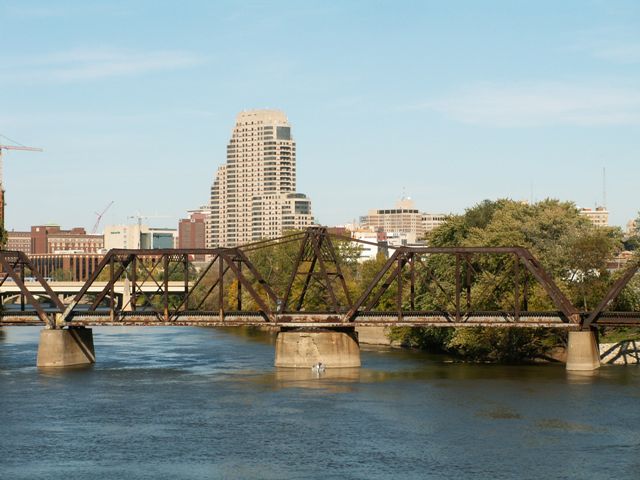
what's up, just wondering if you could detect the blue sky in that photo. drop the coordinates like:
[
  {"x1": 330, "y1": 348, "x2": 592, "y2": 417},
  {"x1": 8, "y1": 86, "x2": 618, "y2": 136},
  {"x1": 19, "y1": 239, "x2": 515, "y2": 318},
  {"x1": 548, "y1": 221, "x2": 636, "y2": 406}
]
[{"x1": 1, "y1": 0, "x2": 639, "y2": 231}]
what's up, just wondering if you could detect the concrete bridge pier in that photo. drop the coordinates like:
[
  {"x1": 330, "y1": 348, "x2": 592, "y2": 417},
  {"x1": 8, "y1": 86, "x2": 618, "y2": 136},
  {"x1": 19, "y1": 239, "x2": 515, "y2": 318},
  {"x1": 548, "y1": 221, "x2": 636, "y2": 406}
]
[
  {"x1": 36, "y1": 327, "x2": 96, "y2": 368},
  {"x1": 566, "y1": 330, "x2": 600, "y2": 371},
  {"x1": 274, "y1": 327, "x2": 361, "y2": 368}
]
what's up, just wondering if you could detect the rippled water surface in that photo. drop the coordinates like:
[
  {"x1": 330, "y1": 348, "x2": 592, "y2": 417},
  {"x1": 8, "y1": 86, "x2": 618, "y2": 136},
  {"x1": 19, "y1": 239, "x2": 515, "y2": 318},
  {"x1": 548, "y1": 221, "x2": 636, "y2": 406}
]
[{"x1": 1, "y1": 326, "x2": 639, "y2": 479}]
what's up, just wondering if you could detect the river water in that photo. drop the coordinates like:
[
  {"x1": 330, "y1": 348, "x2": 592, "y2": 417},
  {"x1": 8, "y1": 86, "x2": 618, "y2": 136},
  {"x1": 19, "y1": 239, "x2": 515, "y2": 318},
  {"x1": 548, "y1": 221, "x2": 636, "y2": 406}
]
[{"x1": 1, "y1": 326, "x2": 639, "y2": 479}]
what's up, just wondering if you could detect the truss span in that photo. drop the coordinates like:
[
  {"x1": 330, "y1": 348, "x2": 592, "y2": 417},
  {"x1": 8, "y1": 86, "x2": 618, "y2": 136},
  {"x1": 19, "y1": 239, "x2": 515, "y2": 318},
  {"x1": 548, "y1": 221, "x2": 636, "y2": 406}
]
[{"x1": 1, "y1": 227, "x2": 639, "y2": 330}]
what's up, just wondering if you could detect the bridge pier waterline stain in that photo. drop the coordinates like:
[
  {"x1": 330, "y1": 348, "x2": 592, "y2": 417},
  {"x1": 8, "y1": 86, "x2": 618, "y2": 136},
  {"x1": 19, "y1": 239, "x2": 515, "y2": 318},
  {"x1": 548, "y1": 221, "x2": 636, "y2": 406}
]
[
  {"x1": 274, "y1": 327, "x2": 361, "y2": 368},
  {"x1": 29, "y1": 325, "x2": 603, "y2": 370},
  {"x1": 36, "y1": 327, "x2": 96, "y2": 367}
]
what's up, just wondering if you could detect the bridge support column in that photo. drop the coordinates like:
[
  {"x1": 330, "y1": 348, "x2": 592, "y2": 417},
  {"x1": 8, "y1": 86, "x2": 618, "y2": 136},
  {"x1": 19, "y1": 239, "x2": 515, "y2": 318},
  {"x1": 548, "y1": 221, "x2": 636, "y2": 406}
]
[
  {"x1": 275, "y1": 328, "x2": 361, "y2": 368},
  {"x1": 37, "y1": 327, "x2": 96, "y2": 368},
  {"x1": 566, "y1": 331, "x2": 600, "y2": 371}
]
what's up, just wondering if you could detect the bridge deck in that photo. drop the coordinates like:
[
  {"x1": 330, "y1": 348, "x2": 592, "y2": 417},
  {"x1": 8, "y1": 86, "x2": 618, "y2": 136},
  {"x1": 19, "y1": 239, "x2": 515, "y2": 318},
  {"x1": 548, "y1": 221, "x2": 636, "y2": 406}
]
[
  {"x1": 2, "y1": 311, "x2": 637, "y2": 328},
  {"x1": 3, "y1": 307, "x2": 639, "y2": 328}
]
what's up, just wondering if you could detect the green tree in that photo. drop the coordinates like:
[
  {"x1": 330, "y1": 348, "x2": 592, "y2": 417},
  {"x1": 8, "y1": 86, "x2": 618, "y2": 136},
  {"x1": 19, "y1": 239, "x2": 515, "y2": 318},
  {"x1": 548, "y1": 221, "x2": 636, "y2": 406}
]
[
  {"x1": 51, "y1": 268, "x2": 73, "y2": 281},
  {"x1": 393, "y1": 198, "x2": 624, "y2": 362},
  {"x1": 0, "y1": 219, "x2": 6, "y2": 248}
]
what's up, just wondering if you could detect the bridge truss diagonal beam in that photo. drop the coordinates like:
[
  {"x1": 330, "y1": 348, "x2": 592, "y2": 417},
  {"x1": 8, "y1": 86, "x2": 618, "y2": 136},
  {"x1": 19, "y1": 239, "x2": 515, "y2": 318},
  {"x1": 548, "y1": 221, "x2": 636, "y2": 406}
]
[
  {"x1": 0, "y1": 250, "x2": 63, "y2": 326},
  {"x1": 583, "y1": 261, "x2": 640, "y2": 329}
]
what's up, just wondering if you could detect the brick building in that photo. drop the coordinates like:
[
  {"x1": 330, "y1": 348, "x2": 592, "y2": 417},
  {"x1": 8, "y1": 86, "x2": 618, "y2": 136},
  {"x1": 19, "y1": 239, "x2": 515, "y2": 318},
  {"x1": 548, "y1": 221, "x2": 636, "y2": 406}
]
[
  {"x1": 179, "y1": 210, "x2": 207, "y2": 260},
  {"x1": 30, "y1": 225, "x2": 104, "y2": 254},
  {"x1": 29, "y1": 253, "x2": 104, "y2": 282},
  {"x1": 6, "y1": 231, "x2": 31, "y2": 254}
]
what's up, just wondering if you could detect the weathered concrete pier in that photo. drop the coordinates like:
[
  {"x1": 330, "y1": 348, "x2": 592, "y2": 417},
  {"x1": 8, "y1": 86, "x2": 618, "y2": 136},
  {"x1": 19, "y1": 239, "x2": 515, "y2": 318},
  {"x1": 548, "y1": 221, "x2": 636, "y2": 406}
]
[
  {"x1": 36, "y1": 327, "x2": 95, "y2": 367},
  {"x1": 274, "y1": 328, "x2": 361, "y2": 368},
  {"x1": 565, "y1": 330, "x2": 601, "y2": 371}
]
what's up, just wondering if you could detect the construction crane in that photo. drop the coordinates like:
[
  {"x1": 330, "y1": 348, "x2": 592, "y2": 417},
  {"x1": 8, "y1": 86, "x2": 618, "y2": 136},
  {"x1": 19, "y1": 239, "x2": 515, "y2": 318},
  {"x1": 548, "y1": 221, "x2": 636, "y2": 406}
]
[
  {"x1": 0, "y1": 135, "x2": 43, "y2": 227},
  {"x1": 91, "y1": 201, "x2": 114, "y2": 234},
  {"x1": 127, "y1": 212, "x2": 170, "y2": 228},
  {"x1": 127, "y1": 212, "x2": 170, "y2": 249}
]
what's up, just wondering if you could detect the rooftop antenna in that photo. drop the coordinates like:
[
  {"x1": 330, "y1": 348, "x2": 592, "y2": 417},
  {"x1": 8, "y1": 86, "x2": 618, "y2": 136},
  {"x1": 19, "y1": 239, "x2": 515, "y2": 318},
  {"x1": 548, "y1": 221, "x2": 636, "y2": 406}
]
[
  {"x1": 602, "y1": 167, "x2": 607, "y2": 209},
  {"x1": 530, "y1": 181, "x2": 534, "y2": 205}
]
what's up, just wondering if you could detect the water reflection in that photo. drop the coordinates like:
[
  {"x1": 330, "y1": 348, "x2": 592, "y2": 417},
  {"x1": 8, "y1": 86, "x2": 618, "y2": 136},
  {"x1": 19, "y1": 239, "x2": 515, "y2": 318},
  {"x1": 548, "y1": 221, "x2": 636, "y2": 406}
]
[
  {"x1": 37, "y1": 364, "x2": 95, "y2": 378},
  {"x1": 273, "y1": 367, "x2": 363, "y2": 391},
  {"x1": 535, "y1": 418, "x2": 599, "y2": 432},
  {"x1": 565, "y1": 369, "x2": 600, "y2": 384},
  {"x1": 215, "y1": 326, "x2": 276, "y2": 345}
]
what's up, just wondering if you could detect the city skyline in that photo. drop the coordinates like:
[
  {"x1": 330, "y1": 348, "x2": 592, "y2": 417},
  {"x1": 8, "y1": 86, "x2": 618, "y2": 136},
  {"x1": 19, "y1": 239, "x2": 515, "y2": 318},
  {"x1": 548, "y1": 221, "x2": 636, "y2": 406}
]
[{"x1": 1, "y1": 1, "x2": 639, "y2": 230}]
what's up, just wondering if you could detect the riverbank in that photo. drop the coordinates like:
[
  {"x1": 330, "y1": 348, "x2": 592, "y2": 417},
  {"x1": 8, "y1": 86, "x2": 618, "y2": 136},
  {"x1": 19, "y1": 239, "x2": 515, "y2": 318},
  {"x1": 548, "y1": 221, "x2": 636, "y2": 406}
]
[{"x1": 358, "y1": 326, "x2": 640, "y2": 365}]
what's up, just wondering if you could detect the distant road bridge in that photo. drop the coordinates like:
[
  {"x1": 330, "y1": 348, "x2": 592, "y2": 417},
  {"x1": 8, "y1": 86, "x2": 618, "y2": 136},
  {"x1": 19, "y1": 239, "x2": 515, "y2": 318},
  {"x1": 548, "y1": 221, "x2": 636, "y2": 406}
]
[
  {"x1": 0, "y1": 280, "x2": 190, "y2": 297},
  {"x1": 1, "y1": 227, "x2": 638, "y2": 370}
]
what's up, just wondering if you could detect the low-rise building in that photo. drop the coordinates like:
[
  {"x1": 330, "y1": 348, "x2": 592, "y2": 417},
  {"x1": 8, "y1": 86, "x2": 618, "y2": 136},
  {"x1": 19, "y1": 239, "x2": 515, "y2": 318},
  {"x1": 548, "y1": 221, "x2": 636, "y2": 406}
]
[
  {"x1": 6, "y1": 225, "x2": 103, "y2": 254},
  {"x1": 360, "y1": 197, "x2": 447, "y2": 241},
  {"x1": 29, "y1": 252, "x2": 104, "y2": 282},
  {"x1": 144, "y1": 228, "x2": 177, "y2": 249},
  {"x1": 104, "y1": 224, "x2": 145, "y2": 250},
  {"x1": 6, "y1": 231, "x2": 31, "y2": 254},
  {"x1": 607, "y1": 250, "x2": 635, "y2": 272},
  {"x1": 422, "y1": 213, "x2": 447, "y2": 233},
  {"x1": 348, "y1": 228, "x2": 388, "y2": 263},
  {"x1": 361, "y1": 198, "x2": 425, "y2": 239},
  {"x1": 386, "y1": 231, "x2": 423, "y2": 248},
  {"x1": 179, "y1": 209, "x2": 208, "y2": 260},
  {"x1": 105, "y1": 224, "x2": 177, "y2": 250},
  {"x1": 579, "y1": 207, "x2": 609, "y2": 227}
]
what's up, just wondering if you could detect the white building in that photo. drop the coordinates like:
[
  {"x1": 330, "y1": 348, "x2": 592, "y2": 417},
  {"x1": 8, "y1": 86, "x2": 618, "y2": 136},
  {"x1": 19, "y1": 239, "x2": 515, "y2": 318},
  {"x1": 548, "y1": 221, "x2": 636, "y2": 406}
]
[
  {"x1": 104, "y1": 224, "x2": 176, "y2": 250},
  {"x1": 104, "y1": 224, "x2": 147, "y2": 249},
  {"x1": 579, "y1": 207, "x2": 609, "y2": 227},
  {"x1": 360, "y1": 197, "x2": 447, "y2": 240},
  {"x1": 386, "y1": 231, "x2": 421, "y2": 247},
  {"x1": 422, "y1": 213, "x2": 448, "y2": 233},
  {"x1": 208, "y1": 109, "x2": 314, "y2": 248},
  {"x1": 350, "y1": 229, "x2": 382, "y2": 262},
  {"x1": 626, "y1": 218, "x2": 637, "y2": 236}
]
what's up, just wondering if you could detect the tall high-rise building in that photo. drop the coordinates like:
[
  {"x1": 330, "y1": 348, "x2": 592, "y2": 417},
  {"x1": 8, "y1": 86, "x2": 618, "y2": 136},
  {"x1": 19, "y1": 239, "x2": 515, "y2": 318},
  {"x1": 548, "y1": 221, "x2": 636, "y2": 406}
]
[{"x1": 208, "y1": 109, "x2": 314, "y2": 247}]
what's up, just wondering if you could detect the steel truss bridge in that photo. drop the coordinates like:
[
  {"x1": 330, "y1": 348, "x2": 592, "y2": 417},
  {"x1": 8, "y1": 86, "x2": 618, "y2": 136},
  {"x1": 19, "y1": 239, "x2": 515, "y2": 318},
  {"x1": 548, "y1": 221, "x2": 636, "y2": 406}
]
[{"x1": 1, "y1": 227, "x2": 638, "y2": 331}]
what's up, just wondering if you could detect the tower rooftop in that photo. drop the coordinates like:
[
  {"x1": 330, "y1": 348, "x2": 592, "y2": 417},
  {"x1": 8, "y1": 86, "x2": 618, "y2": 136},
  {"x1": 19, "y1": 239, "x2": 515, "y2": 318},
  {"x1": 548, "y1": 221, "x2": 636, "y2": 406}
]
[{"x1": 236, "y1": 109, "x2": 289, "y2": 125}]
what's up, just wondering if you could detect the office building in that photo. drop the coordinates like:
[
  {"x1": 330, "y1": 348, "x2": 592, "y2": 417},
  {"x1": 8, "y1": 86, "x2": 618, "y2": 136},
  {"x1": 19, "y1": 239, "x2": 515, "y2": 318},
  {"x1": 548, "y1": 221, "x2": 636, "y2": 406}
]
[
  {"x1": 360, "y1": 198, "x2": 446, "y2": 240},
  {"x1": 579, "y1": 207, "x2": 609, "y2": 227},
  {"x1": 104, "y1": 224, "x2": 177, "y2": 250}
]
